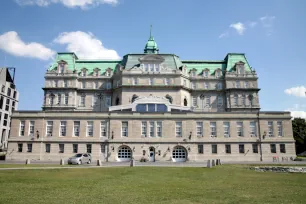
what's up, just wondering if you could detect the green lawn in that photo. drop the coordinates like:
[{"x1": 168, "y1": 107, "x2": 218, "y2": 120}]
[{"x1": 0, "y1": 165, "x2": 306, "y2": 204}]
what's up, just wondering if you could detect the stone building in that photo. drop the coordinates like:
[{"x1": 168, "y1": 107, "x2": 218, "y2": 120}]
[
  {"x1": 6, "y1": 33, "x2": 295, "y2": 162},
  {"x1": 0, "y1": 68, "x2": 19, "y2": 151}
]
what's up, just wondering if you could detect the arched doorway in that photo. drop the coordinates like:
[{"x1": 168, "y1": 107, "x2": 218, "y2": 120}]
[
  {"x1": 172, "y1": 146, "x2": 187, "y2": 162},
  {"x1": 117, "y1": 146, "x2": 132, "y2": 162},
  {"x1": 149, "y1": 147, "x2": 155, "y2": 162}
]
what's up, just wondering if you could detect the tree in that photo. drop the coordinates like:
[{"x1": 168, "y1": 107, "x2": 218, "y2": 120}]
[{"x1": 292, "y1": 118, "x2": 306, "y2": 154}]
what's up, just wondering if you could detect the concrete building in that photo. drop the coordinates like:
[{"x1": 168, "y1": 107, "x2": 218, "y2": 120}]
[
  {"x1": 0, "y1": 68, "x2": 19, "y2": 151},
  {"x1": 6, "y1": 33, "x2": 295, "y2": 162}
]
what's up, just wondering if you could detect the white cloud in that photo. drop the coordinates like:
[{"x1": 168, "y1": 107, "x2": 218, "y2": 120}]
[
  {"x1": 260, "y1": 16, "x2": 275, "y2": 36},
  {"x1": 284, "y1": 86, "x2": 306, "y2": 98},
  {"x1": 285, "y1": 104, "x2": 306, "y2": 119},
  {"x1": 290, "y1": 111, "x2": 306, "y2": 119},
  {"x1": 219, "y1": 32, "x2": 229, "y2": 38},
  {"x1": 248, "y1": 21, "x2": 257, "y2": 28},
  {"x1": 0, "y1": 31, "x2": 55, "y2": 60},
  {"x1": 54, "y1": 31, "x2": 120, "y2": 60},
  {"x1": 15, "y1": 0, "x2": 118, "y2": 9},
  {"x1": 229, "y1": 22, "x2": 245, "y2": 35}
]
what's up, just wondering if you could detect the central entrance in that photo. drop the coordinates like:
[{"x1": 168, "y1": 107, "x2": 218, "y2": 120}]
[{"x1": 149, "y1": 147, "x2": 155, "y2": 162}]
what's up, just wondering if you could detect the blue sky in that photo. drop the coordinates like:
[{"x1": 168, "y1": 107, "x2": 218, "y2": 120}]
[{"x1": 0, "y1": 0, "x2": 305, "y2": 117}]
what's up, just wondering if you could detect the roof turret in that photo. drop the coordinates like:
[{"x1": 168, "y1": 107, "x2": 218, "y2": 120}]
[{"x1": 144, "y1": 25, "x2": 159, "y2": 54}]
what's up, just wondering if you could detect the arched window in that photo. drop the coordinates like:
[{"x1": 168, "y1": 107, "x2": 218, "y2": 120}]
[
  {"x1": 184, "y1": 98, "x2": 188, "y2": 106},
  {"x1": 131, "y1": 94, "x2": 138, "y2": 103},
  {"x1": 116, "y1": 97, "x2": 120, "y2": 105},
  {"x1": 117, "y1": 146, "x2": 132, "y2": 161},
  {"x1": 165, "y1": 95, "x2": 173, "y2": 104}
]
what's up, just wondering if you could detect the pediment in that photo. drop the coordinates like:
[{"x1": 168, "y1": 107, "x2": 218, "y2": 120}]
[
  {"x1": 235, "y1": 61, "x2": 245, "y2": 65},
  {"x1": 57, "y1": 60, "x2": 67, "y2": 64},
  {"x1": 138, "y1": 54, "x2": 165, "y2": 63},
  {"x1": 93, "y1": 67, "x2": 101, "y2": 71}
]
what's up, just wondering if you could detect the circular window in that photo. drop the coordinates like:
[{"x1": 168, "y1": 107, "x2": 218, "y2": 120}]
[
  {"x1": 118, "y1": 146, "x2": 132, "y2": 162},
  {"x1": 172, "y1": 146, "x2": 187, "y2": 162}
]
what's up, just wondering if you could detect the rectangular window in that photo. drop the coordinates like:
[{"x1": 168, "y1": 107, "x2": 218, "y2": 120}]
[
  {"x1": 144, "y1": 64, "x2": 148, "y2": 72},
  {"x1": 82, "y1": 81, "x2": 86, "y2": 89},
  {"x1": 101, "y1": 144, "x2": 106, "y2": 153},
  {"x1": 95, "y1": 82, "x2": 99, "y2": 89},
  {"x1": 155, "y1": 64, "x2": 160, "y2": 72},
  {"x1": 73, "y1": 121, "x2": 80, "y2": 137},
  {"x1": 57, "y1": 93, "x2": 61, "y2": 105},
  {"x1": 80, "y1": 95, "x2": 85, "y2": 107},
  {"x1": 192, "y1": 96, "x2": 197, "y2": 107},
  {"x1": 252, "y1": 144, "x2": 258, "y2": 153},
  {"x1": 122, "y1": 121, "x2": 128, "y2": 137},
  {"x1": 165, "y1": 78, "x2": 170, "y2": 85},
  {"x1": 156, "y1": 122, "x2": 162, "y2": 137},
  {"x1": 242, "y1": 95, "x2": 246, "y2": 106},
  {"x1": 7, "y1": 88, "x2": 11, "y2": 97},
  {"x1": 100, "y1": 121, "x2": 107, "y2": 137},
  {"x1": 268, "y1": 121, "x2": 274, "y2": 137},
  {"x1": 106, "y1": 82, "x2": 111, "y2": 89},
  {"x1": 237, "y1": 122, "x2": 243, "y2": 137},
  {"x1": 149, "y1": 121, "x2": 155, "y2": 137},
  {"x1": 149, "y1": 78, "x2": 153, "y2": 85},
  {"x1": 64, "y1": 80, "x2": 68, "y2": 88},
  {"x1": 3, "y1": 114, "x2": 8, "y2": 126},
  {"x1": 239, "y1": 144, "x2": 245, "y2": 153},
  {"x1": 87, "y1": 144, "x2": 92, "y2": 153},
  {"x1": 29, "y1": 121, "x2": 35, "y2": 136},
  {"x1": 105, "y1": 96, "x2": 111, "y2": 107},
  {"x1": 196, "y1": 122, "x2": 203, "y2": 137},
  {"x1": 60, "y1": 121, "x2": 67, "y2": 136},
  {"x1": 277, "y1": 121, "x2": 283, "y2": 136},
  {"x1": 250, "y1": 121, "x2": 257, "y2": 137},
  {"x1": 20, "y1": 121, "x2": 25, "y2": 136},
  {"x1": 54, "y1": 80, "x2": 58, "y2": 87},
  {"x1": 87, "y1": 121, "x2": 93, "y2": 137},
  {"x1": 18, "y1": 143, "x2": 23, "y2": 152},
  {"x1": 236, "y1": 81, "x2": 240, "y2": 88},
  {"x1": 45, "y1": 144, "x2": 51, "y2": 153},
  {"x1": 59, "y1": 144, "x2": 64, "y2": 153},
  {"x1": 64, "y1": 93, "x2": 68, "y2": 105},
  {"x1": 198, "y1": 144, "x2": 203, "y2": 154},
  {"x1": 205, "y1": 96, "x2": 211, "y2": 107},
  {"x1": 210, "y1": 122, "x2": 216, "y2": 137},
  {"x1": 217, "y1": 96, "x2": 223, "y2": 107},
  {"x1": 133, "y1": 78, "x2": 138, "y2": 85},
  {"x1": 203, "y1": 71, "x2": 208, "y2": 78},
  {"x1": 212, "y1": 144, "x2": 217, "y2": 154},
  {"x1": 223, "y1": 122, "x2": 230, "y2": 138},
  {"x1": 191, "y1": 82, "x2": 196, "y2": 89},
  {"x1": 46, "y1": 121, "x2": 53, "y2": 136},
  {"x1": 204, "y1": 82, "x2": 208, "y2": 89},
  {"x1": 5, "y1": 98, "x2": 10, "y2": 111},
  {"x1": 0, "y1": 96, "x2": 3, "y2": 109},
  {"x1": 27, "y1": 143, "x2": 32, "y2": 152},
  {"x1": 280, "y1": 144, "x2": 286, "y2": 153},
  {"x1": 175, "y1": 122, "x2": 182, "y2": 137},
  {"x1": 217, "y1": 82, "x2": 222, "y2": 89},
  {"x1": 150, "y1": 64, "x2": 154, "y2": 72},
  {"x1": 225, "y1": 144, "x2": 231, "y2": 154},
  {"x1": 141, "y1": 121, "x2": 147, "y2": 137},
  {"x1": 73, "y1": 144, "x2": 78, "y2": 153},
  {"x1": 13, "y1": 91, "x2": 16, "y2": 99},
  {"x1": 270, "y1": 144, "x2": 276, "y2": 153}
]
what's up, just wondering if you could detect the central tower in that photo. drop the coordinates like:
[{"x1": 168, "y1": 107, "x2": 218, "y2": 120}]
[{"x1": 144, "y1": 25, "x2": 159, "y2": 54}]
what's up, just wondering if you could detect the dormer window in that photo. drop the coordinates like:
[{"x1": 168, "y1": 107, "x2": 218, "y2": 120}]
[
  {"x1": 191, "y1": 71, "x2": 196, "y2": 77},
  {"x1": 81, "y1": 70, "x2": 86, "y2": 77},
  {"x1": 94, "y1": 70, "x2": 99, "y2": 76},
  {"x1": 237, "y1": 64, "x2": 244, "y2": 75},
  {"x1": 59, "y1": 64, "x2": 65, "y2": 74},
  {"x1": 203, "y1": 70, "x2": 209, "y2": 78},
  {"x1": 106, "y1": 71, "x2": 111, "y2": 77},
  {"x1": 216, "y1": 71, "x2": 221, "y2": 78}
]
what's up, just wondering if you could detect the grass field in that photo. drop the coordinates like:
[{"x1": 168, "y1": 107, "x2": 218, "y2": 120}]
[{"x1": 0, "y1": 165, "x2": 306, "y2": 204}]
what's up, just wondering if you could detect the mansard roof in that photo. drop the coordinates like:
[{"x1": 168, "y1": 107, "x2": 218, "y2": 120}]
[{"x1": 48, "y1": 52, "x2": 253, "y2": 75}]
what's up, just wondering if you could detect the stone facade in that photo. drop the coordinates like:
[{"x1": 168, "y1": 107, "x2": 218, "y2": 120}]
[{"x1": 6, "y1": 36, "x2": 296, "y2": 162}]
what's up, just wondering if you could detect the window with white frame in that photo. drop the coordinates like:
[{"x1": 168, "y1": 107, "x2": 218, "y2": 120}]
[
  {"x1": 217, "y1": 96, "x2": 223, "y2": 107},
  {"x1": 196, "y1": 122, "x2": 203, "y2": 137},
  {"x1": 268, "y1": 121, "x2": 274, "y2": 137},
  {"x1": 141, "y1": 121, "x2": 147, "y2": 137},
  {"x1": 175, "y1": 122, "x2": 182, "y2": 137},
  {"x1": 106, "y1": 71, "x2": 110, "y2": 77},
  {"x1": 210, "y1": 122, "x2": 217, "y2": 137},
  {"x1": 223, "y1": 122, "x2": 230, "y2": 138},
  {"x1": 237, "y1": 122, "x2": 243, "y2": 137},
  {"x1": 80, "y1": 94, "x2": 85, "y2": 107},
  {"x1": 191, "y1": 71, "x2": 196, "y2": 77},
  {"x1": 94, "y1": 70, "x2": 99, "y2": 76},
  {"x1": 82, "y1": 81, "x2": 86, "y2": 89},
  {"x1": 64, "y1": 80, "x2": 68, "y2": 88},
  {"x1": 250, "y1": 121, "x2": 257, "y2": 137},
  {"x1": 60, "y1": 121, "x2": 67, "y2": 136},
  {"x1": 149, "y1": 121, "x2": 155, "y2": 137},
  {"x1": 46, "y1": 121, "x2": 53, "y2": 136},
  {"x1": 87, "y1": 121, "x2": 93, "y2": 137},
  {"x1": 244, "y1": 81, "x2": 249, "y2": 88},
  {"x1": 165, "y1": 78, "x2": 170, "y2": 85},
  {"x1": 157, "y1": 122, "x2": 162, "y2": 137},
  {"x1": 149, "y1": 64, "x2": 154, "y2": 72},
  {"x1": 144, "y1": 64, "x2": 149, "y2": 72},
  {"x1": 205, "y1": 96, "x2": 211, "y2": 107},
  {"x1": 105, "y1": 96, "x2": 111, "y2": 107},
  {"x1": 242, "y1": 95, "x2": 246, "y2": 106},
  {"x1": 20, "y1": 121, "x2": 25, "y2": 136},
  {"x1": 92, "y1": 95, "x2": 97, "y2": 107},
  {"x1": 277, "y1": 121, "x2": 283, "y2": 136},
  {"x1": 217, "y1": 82, "x2": 222, "y2": 90},
  {"x1": 100, "y1": 121, "x2": 107, "y2": 137},
  {"x1": 59, "y1": 64, "x2": 64, "y2": 73},
  {"x1": 81, "y1": 70, "x2": 86, "y2": 76},
  {"x1": 74, "y1": 121, "x2": 80, "y2": 137},
  {"x1": 57, "y1": 93, "x2": 61, "y2": 105},
  {"x1": 149, "y1": 78, "x2": 153, "y2": 85},
  {"x1": 216, "y1": 71, "x2": 221, "y2": 78},
  {"x1": 106, "y1": 82, "x2": 111, "y2": 89},
  {"x1": 238, "y1": 66, "x2": 244, "y2": 75},
  {"x1": 64, "y1": 93, "x2": 68, "y2": 105},
  {"x1": 122, "y1": 121, "x2": 128, "y2": 137},
  {"x1": 132, "y1": 78, "x2": 138, "y2": 85},
  {"x1": 29, "y1": 121, "x2": 35, "y2": 136},
  {"x1": 204, "y1": 82, "x2": 209, "y2": 89},
  {"x1": 235, "y1": 81, "x2": 240, "y2": 88},
  {"x1": 234, "y1": 94, "x2": 238, "y2": 106},
  {"x1": 203, "y1": 71, "x2": 208, "y2": 78},
  {"x1": 192, "y1": 96, "x2": 197, "y2": 107}
]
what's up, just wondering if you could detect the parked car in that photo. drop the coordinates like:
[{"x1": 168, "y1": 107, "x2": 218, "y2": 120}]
[{"x1": 68, "y1": 153, "x2": 92, "y2": 165}]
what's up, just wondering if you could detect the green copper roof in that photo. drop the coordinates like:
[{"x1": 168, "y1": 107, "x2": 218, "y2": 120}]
[
  {"x1": 144, "y1": 26, "x2": 159, "y2": 54},
  {"x1": 225, "y1": 53, "x2": 252, "y2": 72}
]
